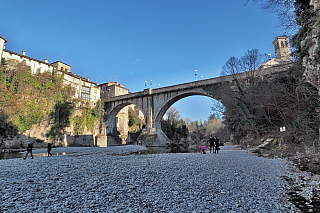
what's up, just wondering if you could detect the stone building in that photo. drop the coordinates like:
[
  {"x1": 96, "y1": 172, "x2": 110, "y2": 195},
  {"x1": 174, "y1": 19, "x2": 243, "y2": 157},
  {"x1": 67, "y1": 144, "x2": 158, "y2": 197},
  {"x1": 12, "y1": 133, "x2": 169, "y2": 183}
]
[
  {"x1": 260, "y1": 36, "x2": 292, "y2": 68},
  {"x1": 52, "y1": 61, "x2": 71, "y2": 72},
  {"x1": 0, "y1": 33, "x2": 104, "y2": 148},
  {"x1": 273, "y1": 36, "x2": 292, "y2": 61},
  {"x1": 99, "y1": 81, "x2": 129, "y2": 99},
  {"x1": 0, "y1": 35, "x2": 7, "y2": 60},
  {"x1": 0, "y1": 34, "x2": 100, "y2": 107},
  {"x1": 2, "y1": 49, "x2": 54, "y2": 74}
]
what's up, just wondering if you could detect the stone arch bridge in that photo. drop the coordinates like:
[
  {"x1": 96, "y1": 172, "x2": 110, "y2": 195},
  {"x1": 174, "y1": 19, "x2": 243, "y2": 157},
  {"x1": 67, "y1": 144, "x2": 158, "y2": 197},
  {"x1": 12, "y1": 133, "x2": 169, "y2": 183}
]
[{"x1": 104, "y1": 65, "x2": 290, "y2": 146}]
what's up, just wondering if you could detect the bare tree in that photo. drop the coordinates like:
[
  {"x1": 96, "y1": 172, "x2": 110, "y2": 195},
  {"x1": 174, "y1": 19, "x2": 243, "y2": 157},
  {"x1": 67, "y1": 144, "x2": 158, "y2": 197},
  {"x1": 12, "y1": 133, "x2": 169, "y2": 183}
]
[
  {"x1": 210, "y1": 99, "x2": 225, "y2": 119},
  {"x1": 166, "y1": 107, "x2": 181, "y2": 125},
  {"x1": 240, "y1": 49, "x2": 263, "y2": 72},
  {"x1": 219, "y1": 49, "x2": 268, "y2": 142},
  {"x1": 221, "y1": 56, "x2": 242, "y2": 76},
  {"x1": 247, "y1": 0, "x2": 298, "y2": 35}
]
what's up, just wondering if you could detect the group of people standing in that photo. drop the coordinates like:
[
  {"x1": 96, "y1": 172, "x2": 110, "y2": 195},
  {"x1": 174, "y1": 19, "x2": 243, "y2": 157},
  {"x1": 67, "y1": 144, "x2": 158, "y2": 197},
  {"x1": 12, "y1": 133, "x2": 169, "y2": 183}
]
[
  {"x1": 209, "y1": 135, "x2": 220, "y2": 154},
  {"x1": 23, "y1": 142, "x2": 53, "y2": 160},
  {"x1": 199, "y1": 135, "x2": 221, "y2": 154}
]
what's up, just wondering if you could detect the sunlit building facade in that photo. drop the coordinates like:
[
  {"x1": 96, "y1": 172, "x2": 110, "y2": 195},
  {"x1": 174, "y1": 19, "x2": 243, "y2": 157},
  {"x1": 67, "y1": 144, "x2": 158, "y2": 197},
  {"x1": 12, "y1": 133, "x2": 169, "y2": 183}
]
[{"x1": 0, "y1": 34, "x2": 100, "y2": 107}]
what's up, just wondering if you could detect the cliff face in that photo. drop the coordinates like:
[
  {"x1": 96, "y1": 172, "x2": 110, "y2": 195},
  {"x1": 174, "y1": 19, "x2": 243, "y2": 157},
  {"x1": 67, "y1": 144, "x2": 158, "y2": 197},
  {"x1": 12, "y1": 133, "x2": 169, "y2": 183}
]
[
  {"x1": 1, "y1": 108, "x2": 106, "y2": 149},
  {"x1": 301, "y1": 2, "x2": 320, "y2": 93}
]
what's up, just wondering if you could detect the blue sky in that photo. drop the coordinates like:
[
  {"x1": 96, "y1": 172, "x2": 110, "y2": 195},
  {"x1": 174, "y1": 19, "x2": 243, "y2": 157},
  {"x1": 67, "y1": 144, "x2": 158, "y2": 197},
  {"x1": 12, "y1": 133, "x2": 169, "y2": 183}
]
[{"x1": 0, "y1": 0, "x2": 283, "y2": 122}]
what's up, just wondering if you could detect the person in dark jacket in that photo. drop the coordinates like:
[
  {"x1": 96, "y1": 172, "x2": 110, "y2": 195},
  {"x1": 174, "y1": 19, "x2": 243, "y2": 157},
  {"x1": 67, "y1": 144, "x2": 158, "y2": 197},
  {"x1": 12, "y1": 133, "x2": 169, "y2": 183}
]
[
  {"x1": 24, "y1": 142, "x2": 34, "y2": 159},
  {"x1": 214, "y1": 136, "x2": 220, "y2": 154},
  {"x1": 209, "y1": 135, "x2": 214, "y2": 153},
  {"x1": 47, "y1": 143, "x2": 53, "y2": 157}
]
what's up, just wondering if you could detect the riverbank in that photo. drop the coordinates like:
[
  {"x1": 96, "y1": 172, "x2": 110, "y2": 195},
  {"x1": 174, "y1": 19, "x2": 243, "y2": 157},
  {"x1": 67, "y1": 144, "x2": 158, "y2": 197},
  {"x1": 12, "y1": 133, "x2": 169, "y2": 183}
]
[
  {"x1": 0, "y1": 145, "x2": 300, "y2": 212},
  {"x1": 245, "y1": 141, "x2": 320, "y2": 212},
  {"x1": 0, "y1": 145, "x2": 149, "y2": 160}
]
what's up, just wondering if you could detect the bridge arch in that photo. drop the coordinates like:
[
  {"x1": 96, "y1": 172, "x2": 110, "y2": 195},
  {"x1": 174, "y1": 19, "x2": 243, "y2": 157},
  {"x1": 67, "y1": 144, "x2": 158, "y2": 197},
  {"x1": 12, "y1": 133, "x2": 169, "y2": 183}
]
[
  {"x1": 154, "y1": 90, "x2": 215, "y2": 130},
  {"x1": 106, "y1": 102, "x2": 146, "y2": 145}
]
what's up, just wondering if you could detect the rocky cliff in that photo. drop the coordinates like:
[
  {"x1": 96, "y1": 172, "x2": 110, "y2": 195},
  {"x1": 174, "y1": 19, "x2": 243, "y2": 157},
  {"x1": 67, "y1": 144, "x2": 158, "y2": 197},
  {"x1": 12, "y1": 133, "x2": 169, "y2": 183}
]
[{"x1": 1, "y1": 108, "x2": 107, "y2": 150}]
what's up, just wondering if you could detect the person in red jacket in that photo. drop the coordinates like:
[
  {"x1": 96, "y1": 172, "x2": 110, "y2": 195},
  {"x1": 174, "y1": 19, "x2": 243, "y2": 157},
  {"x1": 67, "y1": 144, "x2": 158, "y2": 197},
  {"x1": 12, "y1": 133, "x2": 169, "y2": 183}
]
[{"x1": 199, "y1": 145, "x2": 207, "y2": 154}]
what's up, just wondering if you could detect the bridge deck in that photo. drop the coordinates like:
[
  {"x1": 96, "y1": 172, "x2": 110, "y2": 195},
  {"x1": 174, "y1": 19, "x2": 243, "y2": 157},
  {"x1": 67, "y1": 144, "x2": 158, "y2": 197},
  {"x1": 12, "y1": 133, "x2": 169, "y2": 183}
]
[{"x1": 106, "y1": 64, "x2": 291, "y2": 102}]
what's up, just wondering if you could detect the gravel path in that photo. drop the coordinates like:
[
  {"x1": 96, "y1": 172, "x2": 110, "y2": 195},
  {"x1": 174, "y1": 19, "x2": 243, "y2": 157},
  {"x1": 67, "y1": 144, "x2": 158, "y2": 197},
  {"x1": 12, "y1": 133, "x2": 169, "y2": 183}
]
[{"x1": 0, "y1": 145, "x2": 298, "y2": 212}]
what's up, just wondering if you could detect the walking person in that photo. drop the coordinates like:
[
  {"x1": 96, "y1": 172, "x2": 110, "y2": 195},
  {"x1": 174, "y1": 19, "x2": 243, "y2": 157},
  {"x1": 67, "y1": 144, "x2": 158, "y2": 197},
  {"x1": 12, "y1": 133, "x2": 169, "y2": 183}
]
[
  {"x1": 209, "y1": 135, "x2": 214, "y2": 153},
  {"x1": 47, "y1": 143, "x2": 53, "y2": 157},
  {"x1": 214, "y1": 136, "x2": 220, "y2": 154},
  {"x1": 24, "y1": 142, "x2": 34, "y2": 159}
]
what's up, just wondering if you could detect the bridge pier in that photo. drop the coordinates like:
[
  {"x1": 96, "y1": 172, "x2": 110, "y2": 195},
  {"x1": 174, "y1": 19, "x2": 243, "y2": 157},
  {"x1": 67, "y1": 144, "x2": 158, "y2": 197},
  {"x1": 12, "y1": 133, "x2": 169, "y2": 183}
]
[
  {"x1": 145, "y1": 91, "x2": 154, "y2": 132},
  {"x1": 139, "y1": 128, "x2": 171, "y2": 147},
  {"x1": 106, "y1": 114, "x2": 123, "y2": 146}
]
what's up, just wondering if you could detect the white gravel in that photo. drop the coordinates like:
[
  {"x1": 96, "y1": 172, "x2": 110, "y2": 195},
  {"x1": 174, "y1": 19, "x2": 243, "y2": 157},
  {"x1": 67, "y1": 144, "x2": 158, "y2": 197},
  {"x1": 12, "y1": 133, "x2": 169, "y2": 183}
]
[{"x1": 0, "y1": 145, "x2": 299, "y2": 212}]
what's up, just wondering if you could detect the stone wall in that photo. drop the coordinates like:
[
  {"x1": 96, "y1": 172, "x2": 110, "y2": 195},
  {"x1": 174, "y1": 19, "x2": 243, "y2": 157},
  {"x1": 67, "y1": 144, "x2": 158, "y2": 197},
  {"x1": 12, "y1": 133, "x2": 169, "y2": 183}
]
[
  {"x1": 66, "y1": 135, "x2": 94, "y2": 147},
  {"x1": 0, "y1": 108, "x2": 108, "y2": 149}
]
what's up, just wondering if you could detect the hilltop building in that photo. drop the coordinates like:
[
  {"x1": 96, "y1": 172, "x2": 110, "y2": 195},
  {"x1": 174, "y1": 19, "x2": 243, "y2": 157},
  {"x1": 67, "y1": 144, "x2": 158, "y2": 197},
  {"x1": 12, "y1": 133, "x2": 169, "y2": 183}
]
[
  {"x1": 260, "y1": 36, "x2": 292, "y2": 68},
  {"x1": 99, "y1": 81, "x2": 129, "y2": 99},
  {"x1": 0, "y1": 34, "x2": 100, "y2": 107}
]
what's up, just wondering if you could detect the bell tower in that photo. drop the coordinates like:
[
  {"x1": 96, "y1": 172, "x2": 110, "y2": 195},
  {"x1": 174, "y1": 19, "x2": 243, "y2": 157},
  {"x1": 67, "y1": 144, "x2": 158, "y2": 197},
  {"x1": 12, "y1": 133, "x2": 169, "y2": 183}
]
[{"x1": 272, "y1": 36, "x2": 292, "y2": 61}]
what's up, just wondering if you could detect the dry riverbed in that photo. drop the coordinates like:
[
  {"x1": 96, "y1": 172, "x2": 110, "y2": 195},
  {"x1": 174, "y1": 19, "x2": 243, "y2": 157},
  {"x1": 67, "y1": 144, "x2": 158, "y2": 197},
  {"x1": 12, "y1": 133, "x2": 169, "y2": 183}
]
[{"x1": 0, "y1": 145, "x2": 316, "y2": 212}]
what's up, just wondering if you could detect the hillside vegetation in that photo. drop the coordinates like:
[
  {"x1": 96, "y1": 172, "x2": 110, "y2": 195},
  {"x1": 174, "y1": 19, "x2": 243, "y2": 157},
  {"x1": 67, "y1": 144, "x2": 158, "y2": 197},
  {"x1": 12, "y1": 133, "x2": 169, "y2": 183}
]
[{"x1": 0, "y1": 61, "x2": 102, "y2": 146}]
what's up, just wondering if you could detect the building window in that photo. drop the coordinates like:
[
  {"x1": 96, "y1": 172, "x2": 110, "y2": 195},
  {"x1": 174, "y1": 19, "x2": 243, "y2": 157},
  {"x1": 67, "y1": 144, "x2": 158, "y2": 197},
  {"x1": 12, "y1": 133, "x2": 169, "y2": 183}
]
[
  {"x1": 81, "y1": 93, "x2": 90, "y2": 101},
  {"x1": 81, "y1": 85, "x2": 91, "y2": 101},
  {"x1": 81, "y1": 86, "x2": 91, "y2": 94},
  {"x1": 37, "y1": 68, "x2": 41, "y2": 73}
]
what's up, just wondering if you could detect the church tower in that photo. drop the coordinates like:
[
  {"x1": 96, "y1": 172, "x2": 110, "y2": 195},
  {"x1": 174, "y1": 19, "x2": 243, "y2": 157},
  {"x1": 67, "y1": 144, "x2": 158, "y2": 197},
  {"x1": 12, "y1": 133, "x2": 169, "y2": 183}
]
[{"x1": 272, "y1": 36, "x2": 292, "y2": 61}]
